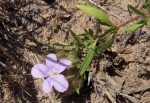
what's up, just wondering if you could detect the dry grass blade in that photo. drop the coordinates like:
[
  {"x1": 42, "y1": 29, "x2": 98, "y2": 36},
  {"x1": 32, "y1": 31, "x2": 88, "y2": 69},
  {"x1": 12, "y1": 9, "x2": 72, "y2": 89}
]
[
  {"x1": 104, "y1": 90, "x2": 116, "y2": 103},
  {"x1": 127, "y1": 84, "x2": 150, "y2": 95},
  {"x1": 119, "y1": 93, "x2": 141, "y2": 103}
]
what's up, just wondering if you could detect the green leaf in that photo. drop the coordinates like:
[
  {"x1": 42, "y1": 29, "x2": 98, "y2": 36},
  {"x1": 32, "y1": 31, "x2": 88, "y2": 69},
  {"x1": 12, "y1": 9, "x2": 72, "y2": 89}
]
[
  {"x1": 96, "y1": 33, "x2": 116, "y2": 53},
  {"x1": 53, "y1": 42, "x2": 73, "y2": 46},
  {"x1": 128, "y1": 5, "x2": 146, "y2": 18},
  {"x1": 56, "y1": 93, "x2": 64, "y2": 100},
  {"x1": 137, "y1": 19, "x2": 147, "y2": 24},
  {"x1": 44, "y1": 46, "x2": 59, "y2": 55},
  {"x1": 142, "y1": 3, "x2": 150, "y2": 9},
  {"x1": 66, "y1": 75, "x2": 75, "y2": 80},
  {"x1": 86, "y1": 40, "x2": 94, "y2": 46},
  {"x1": 83, "y1": 73, "x2": 86, "y2": 79},
  {"x1": 97, "y1": 20, "x2": 113, "y2": 26},
  {"x1": 80, "y1": 41, "x2": 96, "y2": 75},
  {"x1": 79, "y1": 31, "x2": 92, "y2": 40},
  {"x1": 76, "y1": 5, "x2": 113, "y2": 26},
  {"x1": 70, "y1": 30, "x2": 84, "y2": 46},
  {"x1": 75, "y1": 46, "x2": 82, "y2": 57},
  {"x1": 68, "y1": 54, "x2": 81, "y2": 68},
  {"x1": 147, "y1": 20, "x2": 150, "y2": 27},
  {"x1": 84, "y1": 28, "x2": 94, "y2": 36},
  {"x1": 99, "y1": 27, "x2": 116, "y2": 38},
  {"x1": 137, "y1": 19, "x2": 150, "y2": 27},
  {"x1": 79, "y1": 29, "x2": 94, "y2": 41},
  {"x1": 124, "y1": 23, "x2": 144, "y2": 31},
  {"x1": 74, "y1": 83, "x2": 81, "y2": 94}
]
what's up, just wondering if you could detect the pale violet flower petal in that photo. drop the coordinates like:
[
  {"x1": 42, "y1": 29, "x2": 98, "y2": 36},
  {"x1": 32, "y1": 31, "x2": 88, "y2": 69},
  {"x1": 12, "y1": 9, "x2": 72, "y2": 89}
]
[
  {"x1": 53, "y1": 74, "x2": 69, "y2": 92},
  {"x1": 31, "y1": 53, "x2": 70, "y2": 93},
  {"x1": 31, "y1": 64, "x2": 49, "y2": 78},
  {"x1": 54, "y1": 59, "x2": 72, "y2": 73},
  {"x1": 46, "y1": 53, "x2": 57, "y2": 69},
  {"x1": 42, "y1": 77, "x2": 53, "y2": 93}
]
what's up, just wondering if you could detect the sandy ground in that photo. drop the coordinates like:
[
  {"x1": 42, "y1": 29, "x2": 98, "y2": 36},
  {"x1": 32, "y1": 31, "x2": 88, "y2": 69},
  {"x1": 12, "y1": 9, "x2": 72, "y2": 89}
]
[{"x1": 0, "y1": 0, "x2": 150, "y2": 103}]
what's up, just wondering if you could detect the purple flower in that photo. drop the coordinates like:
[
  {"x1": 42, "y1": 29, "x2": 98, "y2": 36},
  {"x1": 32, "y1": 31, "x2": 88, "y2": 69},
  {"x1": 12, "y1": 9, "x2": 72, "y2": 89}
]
[{"x1": 31, "y1": 53, "x2": 72, "y2": 93}]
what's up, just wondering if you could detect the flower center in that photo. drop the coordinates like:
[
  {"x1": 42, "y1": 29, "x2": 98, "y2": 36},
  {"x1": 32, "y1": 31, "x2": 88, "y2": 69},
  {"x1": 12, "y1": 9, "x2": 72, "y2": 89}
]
[{"x1": 49, "y1": 70, "x2": 57, "y2": 77}]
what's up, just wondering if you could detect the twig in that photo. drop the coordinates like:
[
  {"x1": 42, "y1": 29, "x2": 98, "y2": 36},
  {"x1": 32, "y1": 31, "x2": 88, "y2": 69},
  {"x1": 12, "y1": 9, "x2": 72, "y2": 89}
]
[
  {"x1": 88, "y1": 0, "x2": 126, "y2": 21},
  {"x1": 118, "y1": 15, "x2": 141, "y2": 27}
]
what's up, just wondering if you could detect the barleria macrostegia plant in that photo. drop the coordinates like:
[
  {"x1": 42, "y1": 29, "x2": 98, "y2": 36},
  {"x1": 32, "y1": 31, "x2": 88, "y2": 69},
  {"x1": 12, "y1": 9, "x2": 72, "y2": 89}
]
[
  {"x1": 75, "y1": 3, "x2": 150, "y2": 75},
  {"x1": 31, "y1": 2, "x2": 150, "y2": 97}
]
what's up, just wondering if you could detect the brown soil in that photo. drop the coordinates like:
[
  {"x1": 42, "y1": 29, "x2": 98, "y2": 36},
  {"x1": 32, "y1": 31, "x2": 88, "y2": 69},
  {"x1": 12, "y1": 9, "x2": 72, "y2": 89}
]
[{"x1": 0, "y1": 0, "x2": 150, "y2": 103}]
